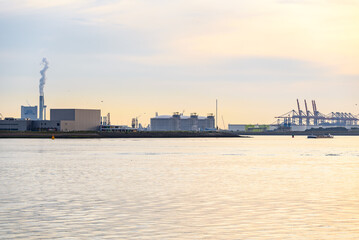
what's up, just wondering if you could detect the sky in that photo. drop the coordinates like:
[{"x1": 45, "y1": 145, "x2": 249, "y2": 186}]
[{"x1": 0, "y1": 0, "x2": 358, "y2": 127}]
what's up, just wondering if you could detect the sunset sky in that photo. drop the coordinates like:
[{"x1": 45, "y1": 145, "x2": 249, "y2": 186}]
[{"x1": 0, "y1": 0, "x2": 358, "y2": 127}]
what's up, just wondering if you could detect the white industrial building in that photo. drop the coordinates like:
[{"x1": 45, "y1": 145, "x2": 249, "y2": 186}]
[
  {"x1": 151, "y1": 113, "x2": 215, "y2": 131},
  {"x1": 50, "y1": 109, "x2": 101, "y2": 131},
  {"x1": 198, "y1": 116, "x2": 216, "y2": 130}
]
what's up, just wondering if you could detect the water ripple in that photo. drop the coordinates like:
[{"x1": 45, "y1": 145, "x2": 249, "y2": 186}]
[{"x1": 1, "y1": 137, "x2": 359, "y2": 239}]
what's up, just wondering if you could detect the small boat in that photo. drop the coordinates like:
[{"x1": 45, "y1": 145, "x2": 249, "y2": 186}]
[
  {"x1": 307, "y1": 134, "x2": 333, "y2": 139},
  {"x1": 307, "y1": 134, "x2": 317, "y2": 139}
]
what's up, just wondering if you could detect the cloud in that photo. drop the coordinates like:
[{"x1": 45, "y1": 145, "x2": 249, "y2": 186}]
[
  {"x1": 1, "y1": 0, "x2": 359, "y2": 123},
  {"x1": 0, "y1": 0, "x2": 90, "y2": 11},
  {"x1": 2, "y1": 0, "x2": 358, "y2": 75},
  {"x1": 278, "y1": 0, "x2": 359, "y2": 5}
]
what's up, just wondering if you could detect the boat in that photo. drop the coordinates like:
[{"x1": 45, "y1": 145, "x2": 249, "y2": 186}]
[{"x1": 307, "y1": 134, "x2": 333, "y2": 139}]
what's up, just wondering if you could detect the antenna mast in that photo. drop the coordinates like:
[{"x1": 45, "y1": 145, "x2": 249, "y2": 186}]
[{"x1": 216, "y1": 99, "x2": 218, "y2": 130}]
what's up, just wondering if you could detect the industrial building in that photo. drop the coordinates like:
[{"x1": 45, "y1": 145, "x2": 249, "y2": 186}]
[
  {"x1": 31, "y1": 120, "x2": 61, "y2": 131},
  {"x1": 0, "y1": 109, "x2": 101, "y2": 132},
  {"x1": 0, "y1": 119, "x2": 32, "y2": 131},
  {"x1": 100, "y1": 125, "x2": 135, "y2": 132},
  {"x1": 1, "y1": 60, "x2": 102, "y2": 132},
  {"x1": 198, "y1": 115, "x2": 215, "y2": 130},
  {"x1": 50, "y1": 109, "x2": 101, "y2": 131},
  {"x1": 0, "y1": 118, "x2": 60, "y2": 131},
  {"x1": 228, "y1": 124, "x2": 278, "y2": 132},
  {"x1": 150, "y1": 112, "x2": 215, "y2": 131},
  {"x1": 21, "y1": 106, "x2": 38, "y2": 120}
]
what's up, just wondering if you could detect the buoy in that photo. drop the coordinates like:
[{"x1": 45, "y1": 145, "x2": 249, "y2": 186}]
[{"x1": 52, "y1": 135, "x2": 55, "y2": 140}]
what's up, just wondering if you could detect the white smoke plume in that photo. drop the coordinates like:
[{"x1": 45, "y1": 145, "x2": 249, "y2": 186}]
[{"x1": 39, "y1": 58, "x2": 49, "y2": 96}]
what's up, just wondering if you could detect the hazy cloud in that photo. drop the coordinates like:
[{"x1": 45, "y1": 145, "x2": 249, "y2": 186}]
[{"x1": 0, "y1": 0, "x2": 358, "y2": 123}]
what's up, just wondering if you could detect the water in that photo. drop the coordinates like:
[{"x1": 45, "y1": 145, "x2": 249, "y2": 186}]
[{"x1": 1, "y1": 136, "x2": 359, "y2": 239}]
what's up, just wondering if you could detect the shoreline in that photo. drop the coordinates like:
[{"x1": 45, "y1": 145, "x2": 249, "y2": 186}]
[
  {"x1": 1, "y1": 130, "x2": 358, "y2": 138},
  {"x1": 0, "y1": 131, "x2": 244, "y2": 138}
]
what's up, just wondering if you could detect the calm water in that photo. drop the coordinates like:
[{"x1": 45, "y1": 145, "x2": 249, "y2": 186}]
[{"x1": 0, "y1": 136, "x2": 359, "y2": 239}]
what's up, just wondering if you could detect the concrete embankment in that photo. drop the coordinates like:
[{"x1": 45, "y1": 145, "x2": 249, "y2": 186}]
[{"x1": 0, "y1": 131, "x2": 243, "y2": 138}]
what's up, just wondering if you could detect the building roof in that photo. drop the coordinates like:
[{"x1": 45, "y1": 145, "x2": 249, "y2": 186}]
[
  {"x1": 50, "y1": 108, "x2": 100, "y2": 111},
  {"x1": 152, "y1": 115, "x2": 211, "y2": 120},
  {"x1": 152, "y1": 115, "x2": 172, "y2": 119}
]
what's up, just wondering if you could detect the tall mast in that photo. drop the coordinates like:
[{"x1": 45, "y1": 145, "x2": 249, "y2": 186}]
[{"x1": 216, "y1": 99, "x2": 218, "y2": 130}]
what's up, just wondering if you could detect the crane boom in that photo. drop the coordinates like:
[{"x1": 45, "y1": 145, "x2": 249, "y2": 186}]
[
  {"x1": 297, "y1": 99, "x2": 301, "y2": 115},
  {"x1": 304, "y1": 99, "x2": 310, "y2": 125},
  {"x1": 311, "y1": 100, "x2": 315, "y2": 112},
  {"x1": 297, "y1": 99, "x2": 303, "y2": 125},
  {"x1": 304, "y1": 99, "x2": 309, "y2": 115}
]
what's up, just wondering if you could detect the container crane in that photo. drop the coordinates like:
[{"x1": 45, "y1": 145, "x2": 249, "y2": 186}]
[{"x1": 275, "y1": 99, "x2": 358, "y2": 126}]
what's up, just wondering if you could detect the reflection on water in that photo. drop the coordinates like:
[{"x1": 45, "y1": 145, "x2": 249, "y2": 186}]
[{"x1": 1, "y1": 136, "x2": 359, "y2": 239}]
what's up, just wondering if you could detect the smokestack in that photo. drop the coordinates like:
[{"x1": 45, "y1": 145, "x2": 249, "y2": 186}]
[
  {"x1": 39, "y1": 58, "x2": 49, "y2": 120},
  {"x1": 39, "y1": 96, "x2": 44, "y2": 120}
]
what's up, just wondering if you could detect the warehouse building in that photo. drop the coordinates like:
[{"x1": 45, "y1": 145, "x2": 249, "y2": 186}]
[
  {"x1": 50, "y1": 109, "x2": 101, "y2": 131},
  {"x1": 151, "y1": 112, "x2": 215, "y2": 131},
  {"x1": 0, "y1": 119, "x2": 60, "y2": 131},
  {"x1": 0, "y1": 118, "x2": 32, "y2": 131}
]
